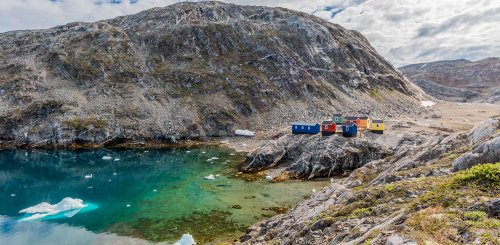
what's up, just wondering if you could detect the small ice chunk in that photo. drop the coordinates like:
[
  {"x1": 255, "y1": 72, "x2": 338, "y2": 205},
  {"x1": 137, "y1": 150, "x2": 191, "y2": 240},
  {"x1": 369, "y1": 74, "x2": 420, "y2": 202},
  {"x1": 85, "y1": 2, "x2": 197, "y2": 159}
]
[
  {"x1": 87, "y1": 186, "x2": 93, "y2": 189},
  {"x1": 207, "y1": 157, "x2": 220, "y2": 162},
  {"x1": 421, "y1": 101, "x2": 435, "y2": 108},
  {"x1": 113, "y1": 173, "x2": 117, "y2": 176},
  {"x1": 230, "y1": 153, "x2": 235, "y2": 156},
  {"x1": 114, "y1": 158, "x2": 120, "y2": 161},
  {"x1": 204, "y1": 174, "x2": 216, "y2": 180},
  {"x1": 215, "y1": 174, "x2": 221, "y2": 177},
  {"x1": 102, "y1": 156, "x2": 112, "y2": 160},
  {"x1": 186, "y1": 151, "x2": 192, "y2": 153},
  {"x1": 19, "y1": 197, "x2": 87, "y2": 221},
  {"x1": 108, "y1": 180, "x2": 111, "y2": 182},
  {"x1": 265, "y1": 176, "x2": 273, "y2": 180},
  {"x1": 84, "y1": 174, "x2": 93, "y2": 179},
  {"x1": 235, "y1": 129, "x2": 256, "y2": 137},
  {"x1": 10, "y1": 194, "x2": 16, "y2": 197},
  {"x1": 201, "y1": 151, "x2": 206, "y2": 154},
  {"x1": 175, "y1": 233, "x2": 196, "y2": 245},
  {"x1": 153, "y1": 189, "x2": 157, "y2": 192},
  {"x1": 126, "y1": 204, "x2": 131, "y2": 207},
  {"x1": 144, "y1": 151, "x2": 149, "y2": 153}
]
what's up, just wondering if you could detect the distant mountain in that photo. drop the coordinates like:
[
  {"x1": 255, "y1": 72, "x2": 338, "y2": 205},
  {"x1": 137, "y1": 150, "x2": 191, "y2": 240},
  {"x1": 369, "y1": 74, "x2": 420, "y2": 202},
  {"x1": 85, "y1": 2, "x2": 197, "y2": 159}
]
[
  {"x1": 0, "y1": 1, "x2": 422, "y2": 148},
  {"x1": 399, "y1": 58, "x2": 500, "y2": 103}
]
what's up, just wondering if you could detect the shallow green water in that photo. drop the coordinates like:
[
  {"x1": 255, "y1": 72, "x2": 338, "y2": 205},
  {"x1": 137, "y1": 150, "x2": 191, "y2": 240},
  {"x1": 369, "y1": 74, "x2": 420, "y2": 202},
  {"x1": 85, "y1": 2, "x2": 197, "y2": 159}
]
[{"x1": 0, "y1": 147, "x2": 327, "y2": 244}]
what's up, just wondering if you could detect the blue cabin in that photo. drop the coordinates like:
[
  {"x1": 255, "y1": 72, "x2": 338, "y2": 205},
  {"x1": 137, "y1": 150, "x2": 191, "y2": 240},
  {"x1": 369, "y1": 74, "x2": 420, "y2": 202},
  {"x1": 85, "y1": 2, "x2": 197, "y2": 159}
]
[
  {"x1": 292, "y1": 122, "x2": 320, "y2": 135},
  {"x1": 342, "y1": 123, "x2": 358, "y2": 138}
]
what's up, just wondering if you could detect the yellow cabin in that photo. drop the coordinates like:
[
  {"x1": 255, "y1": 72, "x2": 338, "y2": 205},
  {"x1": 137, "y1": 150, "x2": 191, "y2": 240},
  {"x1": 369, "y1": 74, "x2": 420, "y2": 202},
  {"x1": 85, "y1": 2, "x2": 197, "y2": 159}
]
[{"x1": 371, "y1": 120, "x2": 384, "y2": 134}]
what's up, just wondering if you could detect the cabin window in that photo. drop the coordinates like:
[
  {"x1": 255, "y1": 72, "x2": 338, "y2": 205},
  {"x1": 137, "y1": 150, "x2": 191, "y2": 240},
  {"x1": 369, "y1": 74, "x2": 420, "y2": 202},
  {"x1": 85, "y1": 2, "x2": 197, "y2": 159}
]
[
  {"x1": 335, "y1": 117, "x2": 338, "y2": 121},
  {"x1": 294, "y1": 126, "x2": 297, "y2": 129},
  {"x1": 308, "y1": 126, "x2": 310, "y2": 130},
  {"x1": 376, "y1": 124, "x2": 379, "y2": 127},
  {"x1": 301, "y1": 126, "x2": 304, "y2": 129},
  {"x1": 346, "y1": 126, "x2": 349, "y2": 130}
]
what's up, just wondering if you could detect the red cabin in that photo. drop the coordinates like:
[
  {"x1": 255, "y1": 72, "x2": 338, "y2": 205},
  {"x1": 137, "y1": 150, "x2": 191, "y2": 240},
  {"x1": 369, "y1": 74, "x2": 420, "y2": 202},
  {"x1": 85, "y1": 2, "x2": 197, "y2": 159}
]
[{"x1": 321, "y1": 121, "x2": 336, "y2": 136}]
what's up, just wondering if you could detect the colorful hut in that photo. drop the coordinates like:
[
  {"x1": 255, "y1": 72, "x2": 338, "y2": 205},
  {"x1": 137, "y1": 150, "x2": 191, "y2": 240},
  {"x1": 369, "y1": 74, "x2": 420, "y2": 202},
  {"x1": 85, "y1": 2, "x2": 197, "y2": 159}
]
[
  {"x1": 321, "y1": 121, "x2": 336, "y2": 136},
  {"x1": 292, "y1": 122, "x2": 320, "y2": 135},
  {"x1": 342, "y1": 123, "x2": 358, "y2": 138},
  {"x1": 332, "y1": 114, "x2": 345, "y2": 125},
  {"x1": 358, "y1": 116, "x2": 372, "y2": 130},
  {"x1": 371, "y1": 120, "x2": 384, "y2": 134},
  {"x1": 345, "y1": 116, "x2": 361, "y2": 126}
]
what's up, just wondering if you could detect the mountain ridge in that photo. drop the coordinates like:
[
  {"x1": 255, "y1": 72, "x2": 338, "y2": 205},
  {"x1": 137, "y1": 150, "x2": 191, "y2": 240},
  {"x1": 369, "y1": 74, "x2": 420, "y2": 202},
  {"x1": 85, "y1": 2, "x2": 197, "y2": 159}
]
[{"x1": 0, "y1": 1, "x2": 422, "y2": 148}]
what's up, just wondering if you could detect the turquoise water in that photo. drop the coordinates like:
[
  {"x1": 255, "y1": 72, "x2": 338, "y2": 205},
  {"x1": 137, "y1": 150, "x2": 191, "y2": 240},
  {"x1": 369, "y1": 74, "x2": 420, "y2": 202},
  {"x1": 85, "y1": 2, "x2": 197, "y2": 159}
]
[{"x1": 0, "y1": 147, "x2": 327, "y2": 244}]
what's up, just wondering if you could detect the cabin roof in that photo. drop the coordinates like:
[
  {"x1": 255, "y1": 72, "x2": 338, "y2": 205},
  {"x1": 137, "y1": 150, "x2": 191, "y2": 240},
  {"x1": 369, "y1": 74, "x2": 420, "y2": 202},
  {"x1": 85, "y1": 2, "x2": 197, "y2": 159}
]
[
  {"x1": 292, "y1": 122, "x2": 319, "y2": 126},
  {"x1": 372, "y1": 119, "x2": 384, "y2": 123},
  {"x1": 345, "y1": 116, "x2": 359, "y2": 120},
  {"x1": 322, "y1": 120, "x2": 334, "y2": 124},
  {"x1": 342, "y1": 123, "x2": 358, "y2": 127},
  {"x1": 358, "y1": 116, "x2": 370, "y2": 119}
]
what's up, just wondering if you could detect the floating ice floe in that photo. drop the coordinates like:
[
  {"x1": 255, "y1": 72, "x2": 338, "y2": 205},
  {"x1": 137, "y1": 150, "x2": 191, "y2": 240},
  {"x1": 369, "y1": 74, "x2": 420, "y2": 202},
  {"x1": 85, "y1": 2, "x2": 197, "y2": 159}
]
[
  {"x1": 87, "y1": 186, "x2": 93, "y2": 189},
  {"x1": 201, "y1": 151, "x2": 206, "y2": 154},
  {"x1": 235, "y1": 129, "x2": 255, "y2": 137},
  {"x1": 113, "y1": 173, "x2": 117, "y2": 176},
  {"x1": 421, "y1": 101, "x2": 435, "y2": 108},
  {"x1": 186, "y1": 151, "x2": 192, "y2": 153},
  {"x1": 153, "y1": 189, "x2": 157, "y2": 192},
  {"x1": 206, "y1": 157, "x2": 220, "y2": 162},
  {"x1": 175, "y1": 233, "x2": 196, "y2": 245},
  {"x1": 114, "y1": 158, "x2": 120, "y2": 161},
  {"x1": 204, "y1": 174, "x2": 216, "y2": 180},
  {"x1": 10, "y1": 194, "x2": 16, "y2": 197},
  {"x1": 126, "y1": 204, "x2": 131, "y2": 207},
  {"x1": 102, "y1": 156, "x2": 113, "y2": 160},
  {"x1": 19, "y1": 197, "x2": 88, "y2": 221},
  {"x1": 84, "y1": 174, "x2": 93, "y2": 179}
]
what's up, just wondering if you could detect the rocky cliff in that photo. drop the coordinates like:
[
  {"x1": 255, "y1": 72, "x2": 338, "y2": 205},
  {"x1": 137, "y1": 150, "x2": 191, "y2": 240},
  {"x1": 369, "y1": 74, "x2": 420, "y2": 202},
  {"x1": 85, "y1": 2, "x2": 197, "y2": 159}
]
[
  {"x1": 0, "y1": 1, "x2": 422, "y2": 148},
  {"x1": 400, "y1": 58, "x2": 500, "y2": 103}
]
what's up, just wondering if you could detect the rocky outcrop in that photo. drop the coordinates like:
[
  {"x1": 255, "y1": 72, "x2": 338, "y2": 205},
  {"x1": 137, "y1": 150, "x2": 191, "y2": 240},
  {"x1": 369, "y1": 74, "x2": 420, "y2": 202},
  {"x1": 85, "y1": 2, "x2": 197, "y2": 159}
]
[
  {"x1": 242, "y1": 134, "x2": 385, "y2": 179},
  {"x1": 468, "y1": 118, "x2": 500, "y2": 144},
  {"x1": 452, "y1": 136, "x2": 500, "y2": 171},
  {"x1": 0, "y1": 1, "x2": 422, "y2": 148},
  {"x1": 399, "y1": 58, "x2": 500, "y2": 104}
]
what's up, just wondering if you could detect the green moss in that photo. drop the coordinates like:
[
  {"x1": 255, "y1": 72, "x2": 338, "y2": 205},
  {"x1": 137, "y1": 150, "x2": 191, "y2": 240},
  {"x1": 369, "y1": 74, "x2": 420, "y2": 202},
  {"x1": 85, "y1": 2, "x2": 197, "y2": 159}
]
[
  {"x1": 463, "y1": 211, "x2": 487, "y2": 221},
  {"x1": 450, "y1": 163, "x2": 499, "y2": 191},
  {"x1": 65, "y1": 117, "x2": 108, "y2": 129},
  {"x1": 350, "y1": 208, "x2": 372, "y2": 218},
  {"x1": 384, "y1": 183, "x2": 395, "y2": 192}
]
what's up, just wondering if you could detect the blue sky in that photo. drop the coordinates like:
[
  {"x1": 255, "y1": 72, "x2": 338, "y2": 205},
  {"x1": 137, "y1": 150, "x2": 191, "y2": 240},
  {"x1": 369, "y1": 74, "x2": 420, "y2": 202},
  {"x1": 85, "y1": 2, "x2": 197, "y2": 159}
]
[{"x1": 1, "y1": 0, "x2": 498, "y2": 66}]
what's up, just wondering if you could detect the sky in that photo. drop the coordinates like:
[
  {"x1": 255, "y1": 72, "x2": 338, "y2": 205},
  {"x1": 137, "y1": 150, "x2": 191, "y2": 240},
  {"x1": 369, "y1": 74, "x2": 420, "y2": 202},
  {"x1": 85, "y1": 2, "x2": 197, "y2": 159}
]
[{"x1": 0, "y1": 0, "x2": 498, "y2": 66}]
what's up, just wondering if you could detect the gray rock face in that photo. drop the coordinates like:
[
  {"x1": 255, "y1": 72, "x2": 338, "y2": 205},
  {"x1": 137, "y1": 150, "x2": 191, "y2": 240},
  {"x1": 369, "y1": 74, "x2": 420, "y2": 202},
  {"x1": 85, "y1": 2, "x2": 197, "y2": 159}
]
[
  {"x1": 0, "y1": 1, "x2": 421, "y2": 148},
  {"x1": 452, "y1": 136, "x2": 500, "y2": 171},
  {"x1": 468, "y1": 118, "x2": 500, "y2": 145},
  {"x1": 242, "y1": 134, "x2": 385, "y2": 179}
]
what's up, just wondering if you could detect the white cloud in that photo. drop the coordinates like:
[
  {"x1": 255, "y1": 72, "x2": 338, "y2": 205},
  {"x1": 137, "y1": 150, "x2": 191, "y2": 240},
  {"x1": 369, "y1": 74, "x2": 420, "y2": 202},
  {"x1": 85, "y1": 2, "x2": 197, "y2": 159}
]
[{"x1": 0, "y1": 0, "x2": 499, "y2": 66}]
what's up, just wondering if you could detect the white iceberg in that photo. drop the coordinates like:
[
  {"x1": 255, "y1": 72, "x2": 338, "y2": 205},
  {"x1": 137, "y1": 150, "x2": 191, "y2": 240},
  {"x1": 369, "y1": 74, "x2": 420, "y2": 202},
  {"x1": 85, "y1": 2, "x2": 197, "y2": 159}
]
[
  {"x1": 421, "y1": 101, "x2": 435, "y2": 108},
  {"x1": 175, "y1": 233, "x2": 196, "y2": 245},
  {"x1": 204, "y1": 174, "x2": 216, "y2": 180},
  {"x1": 85, "y1": 174, "x2": 93, "y2": 179},
  {"x1": 235, "y1": 129, "x2": 255, "y2": 137},
  {"x1": 19, "y1": 197, "x2": 87, "y2": 221},
  {"x1": 102, "y1": 156, "x2": 112, "y2": 160}
]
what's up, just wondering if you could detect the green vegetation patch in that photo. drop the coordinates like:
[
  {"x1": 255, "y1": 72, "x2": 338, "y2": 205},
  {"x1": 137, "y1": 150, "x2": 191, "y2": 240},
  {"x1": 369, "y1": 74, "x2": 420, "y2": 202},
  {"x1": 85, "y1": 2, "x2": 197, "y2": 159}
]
[{"x1": 64, "y1": 117, "x2": 108, "y2": 129}]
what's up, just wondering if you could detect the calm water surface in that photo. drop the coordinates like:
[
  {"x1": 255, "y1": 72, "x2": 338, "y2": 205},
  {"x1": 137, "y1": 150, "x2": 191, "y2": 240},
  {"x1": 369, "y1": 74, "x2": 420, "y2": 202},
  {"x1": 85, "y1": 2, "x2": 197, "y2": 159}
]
[{"x1": 0, "y1": 147, "x2": 327, "y2": 244}]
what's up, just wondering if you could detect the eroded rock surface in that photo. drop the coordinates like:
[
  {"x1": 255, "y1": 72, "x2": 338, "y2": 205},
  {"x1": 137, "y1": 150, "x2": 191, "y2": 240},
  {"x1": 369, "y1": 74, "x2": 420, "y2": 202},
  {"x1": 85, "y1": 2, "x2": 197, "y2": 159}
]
[{"x1": 242, "y1": 134, "x2": 385, "y2": 179}]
